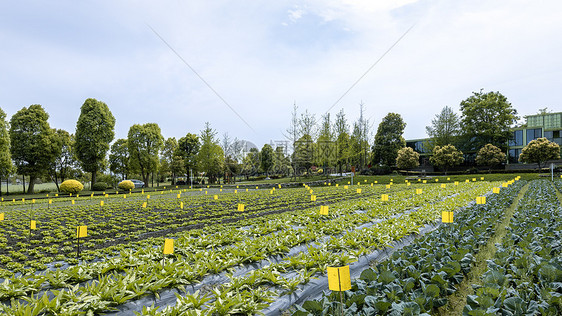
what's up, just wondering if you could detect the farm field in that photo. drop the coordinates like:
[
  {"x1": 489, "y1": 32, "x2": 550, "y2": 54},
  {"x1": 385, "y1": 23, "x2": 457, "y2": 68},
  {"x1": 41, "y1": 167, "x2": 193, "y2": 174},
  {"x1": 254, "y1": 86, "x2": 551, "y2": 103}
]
[{"x1": 0, "y1": 177, "x2": 551, "y2": 315}]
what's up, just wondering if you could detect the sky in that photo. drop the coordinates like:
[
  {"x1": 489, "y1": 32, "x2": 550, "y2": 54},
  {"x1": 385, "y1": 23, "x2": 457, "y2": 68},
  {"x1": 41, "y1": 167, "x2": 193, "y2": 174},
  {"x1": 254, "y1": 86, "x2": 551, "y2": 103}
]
[{"x1": 1, "y1": 0, "x2": 561, "y2": 150}]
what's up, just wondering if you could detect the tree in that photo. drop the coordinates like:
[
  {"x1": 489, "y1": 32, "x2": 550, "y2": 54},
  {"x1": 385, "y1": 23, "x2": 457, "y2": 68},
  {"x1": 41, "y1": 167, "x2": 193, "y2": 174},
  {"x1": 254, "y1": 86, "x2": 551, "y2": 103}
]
[
  {"x1": 75, "y1": 98, "x2": 115, "y2": 189},
  {"x1": 294, "y1": 134, "x2": 314, "y2": 176},
  {"x1": 459, "y1": 90, "x2": 518, "y2": 151},
  {"x1": 425, "y1": 106, "x2": 460, "y2": 149},
  {"x1": 49, "y1": 129, "x2": 76, "y2": 191},
  {"x1": 372, "y1": 113, "x2": 406, "y2": 167},
  {"x1": 197, "y1": 122, "x2": 224, "y2": 184},
  {"x1": 10, "y1": 105, "x2": 60, "y2": 194},
  {"x1": 160, "y1": 137, "x2": 179, "y2": 184},
  {"x1": 260, "y1": 144, "x2": 274, "y2": 176},
  {"x1": 316, "y1": 113, "x2": 336, "y2": 175},
  {"x1": 396, "y1": 147, "x2": 420, "y2": 170},
  {"x1": 475, "y1": 144, "x2": 506, "y2": 171},
  {"x1": 334, "y1": 109, "x2": 351, "y2": 175},
  {"x1": 429, "y1": 144, "x2": 464, "y2": 174},
  {"x1": 109, "y1": 139, "x2": 129, "y2": 180},
  {"x1": 0, "y1": 108, "x2": 13, "y2": 196},
  {"x1": 241, "y1": 147, "x2": 260, "y2": 179},
  {"x1": 284, "y1": 104, "x2": 301, "y2": 180},
  {"x1": 177, "y1": 133, "x2": 200, "y2": 176},
  {"x1": 127, "y1": 123, "x2": 164, "y2": 186},
  {"x1": 519, "y1": 137, "x2": 560, "y2": 169}
]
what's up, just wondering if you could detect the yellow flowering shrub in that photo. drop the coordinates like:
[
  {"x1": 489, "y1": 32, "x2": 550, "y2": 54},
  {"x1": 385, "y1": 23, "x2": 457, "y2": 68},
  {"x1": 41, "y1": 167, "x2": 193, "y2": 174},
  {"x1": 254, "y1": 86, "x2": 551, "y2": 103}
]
[
  {"x1": 118, "y1": 180, "x2": 134, "y2": 191},
  {"x1": 60, "y1": 180, "x2": 84, "y2": 194}
]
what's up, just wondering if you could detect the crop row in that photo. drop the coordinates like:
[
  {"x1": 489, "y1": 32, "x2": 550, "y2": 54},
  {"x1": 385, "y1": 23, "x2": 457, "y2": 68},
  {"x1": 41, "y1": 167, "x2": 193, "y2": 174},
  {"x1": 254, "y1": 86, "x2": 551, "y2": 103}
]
[
  {"x1": 464, "y1": 180, "x2": 562, "y2": 315},
  {"x1": 293, "y1": 178, "x2": 525, "y2": 315},
  {"x1": 0, "y1": 181, "x2": 497, "y2": 315}
]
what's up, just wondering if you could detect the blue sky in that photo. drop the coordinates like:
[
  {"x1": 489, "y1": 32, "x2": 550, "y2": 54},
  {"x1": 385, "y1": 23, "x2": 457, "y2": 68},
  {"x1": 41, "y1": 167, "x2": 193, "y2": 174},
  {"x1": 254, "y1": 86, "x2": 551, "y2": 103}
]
[{"x1": 1, "y1": 0, "x2": 561, "y2": 149}]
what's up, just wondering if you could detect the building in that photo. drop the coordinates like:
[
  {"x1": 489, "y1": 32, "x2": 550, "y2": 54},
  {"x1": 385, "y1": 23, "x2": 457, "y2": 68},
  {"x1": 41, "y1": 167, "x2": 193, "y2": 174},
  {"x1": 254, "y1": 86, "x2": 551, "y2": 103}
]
[
  {"x1": 508, "y1": 112, "x2": 562, "y2": 163},
  {"x1": 406, "y1": 111, "x2": 562, "y2": 165}
]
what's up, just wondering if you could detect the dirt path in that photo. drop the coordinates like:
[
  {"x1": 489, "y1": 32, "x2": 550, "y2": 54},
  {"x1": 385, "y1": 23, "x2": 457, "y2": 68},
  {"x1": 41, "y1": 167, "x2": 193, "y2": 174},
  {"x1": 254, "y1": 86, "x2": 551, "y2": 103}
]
[{"x1": 437, "y1": 182, "x2": 530, "y2": 315}]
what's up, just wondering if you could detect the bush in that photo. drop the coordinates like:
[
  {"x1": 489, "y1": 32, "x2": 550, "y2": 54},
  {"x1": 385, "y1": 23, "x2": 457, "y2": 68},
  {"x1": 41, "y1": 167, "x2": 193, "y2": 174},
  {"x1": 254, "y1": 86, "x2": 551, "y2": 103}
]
[
  {"x1": 92, "y1": 182, "x2": 107, "y2": 191},
  {"x1": 118, "y1": 180, "x2": 134, "y2": 191},
  {"x1": 60, "y1": 180, "x2": 84, "y2": 194}
]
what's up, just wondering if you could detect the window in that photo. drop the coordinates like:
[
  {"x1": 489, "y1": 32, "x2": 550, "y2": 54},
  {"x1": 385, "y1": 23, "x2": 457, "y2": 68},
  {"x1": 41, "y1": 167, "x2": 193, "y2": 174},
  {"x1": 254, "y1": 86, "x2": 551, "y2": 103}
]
[
  {"x1": 509, "y1": 130, "x2": 523, "y2": 146},
  {"x1": 526, "y1": 128, "x2": 542, "y2": 144},
  {"x1": 509, "y1": 148, "x2": 521, "y2": 163}
]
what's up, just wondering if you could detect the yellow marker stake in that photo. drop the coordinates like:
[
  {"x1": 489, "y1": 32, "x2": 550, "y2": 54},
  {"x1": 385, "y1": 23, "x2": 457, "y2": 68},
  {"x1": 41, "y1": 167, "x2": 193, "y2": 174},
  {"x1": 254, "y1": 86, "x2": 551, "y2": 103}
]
[
  {"x1": 55, "y1": 194, "x2": 58, "y2": 197},
  {"x1": 319, "y1": 205, "x2": 329, "y2": 215},
  {"x1": 180, "y1": 202, "x2": 184, "y2": 209},
  {"x1": 0, "y1": 213, "x2": 4, "y2": 221},
  {"x1": 441, "y1": 184, "x2": 446, "y2": 188},
  {"x1": 336, "y1": 184, "x2": 339, "y2": 187},
  {"x1": 356, "y1": 189, "x2": 362, "y2": 194},
  {"x1": 381, "y1": 194, "x2": 389, "y2": 202},
  {"x1": 422, "y1": 180, "x2": 427, "y2": 184},
  {"x1": 100, "y1": 201, "x2": 104, "y2": 207},
  {"x1": 465, "y1": 179, "x2": 470, "y2": 183},
  {"x1": 493, "y1": 187, "x2": 500, "y2": 194},
  {"x1": 435, "y1": 179, "x2": 439, "y2": 182},
  {"x1": 22, "y1": 198, "x2": 25, "y2": 203},
  {"x1": 375, "y1": 181, "x2": 378, "y2": 184},
  {"x1": 177, "y1": 194, "x2": 181, "y2": 199},
  {"x1": 416, "y1": 189, "x2": 422, "y2": 195},
  {"x1": 327, "y1": 266, "x2": 351, "y2": 291},
  {"x1": 442, "y1": 211, "x2": 454, "y2": 223},
  {"x1": 147, "y1": 195, "x2": 150, "y2": 199},
  {"x1": 124, "y1": 195, "x2": 127, "y2": 199},
  {"x1": 311, "y1": 195, "x2": 316, "y2": 202},
  {"x1": 213, "y1": 195, "x2": 218, "y2": 200},
  {"x1": 163, "y1": 239, "x2": 174, "y2": 254},
  {"x1": 476, "y1": 196, "x2": 486, "y2": 204},
  {"x1": 454, "y1": 181, "x2": 459, "y2": 186},
  {"x1": 72, "y1": 200, "x2": 75, "y2": 205},
  {"x1": 49, "y1": 199, "x2": 52, "y2": 204},
  {"x1": 238, "y1": 204, "x2": 245, "y2": 212},
  {"x1": 344, "y1": 185, "x2": 348, "y2": 189},
  {"x1": 407, "y1": 182, "x2": 411, "y2": 186},
  {"x1": 234, "y1": 190, "x2": 237, "y2": 194},
  {"x1": 30, "y1": 220, "x2": 36, "y2": 230},
  {"x1": 76, "y1": 226, "x2": 87, "y2": 238},
  {"x1": 386, "y1": 185, "x2": 390, "y2": 189},
  {"x1": 480, "y1": 177, "x2": 484, "y2": 180}
]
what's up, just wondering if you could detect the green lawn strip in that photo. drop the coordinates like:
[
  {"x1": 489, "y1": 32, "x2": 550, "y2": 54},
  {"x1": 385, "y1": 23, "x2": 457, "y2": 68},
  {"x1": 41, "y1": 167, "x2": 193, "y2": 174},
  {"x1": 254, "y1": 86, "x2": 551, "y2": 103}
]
[{"x1": 437, "y1": 182, "x2": 530, "y2": 316}]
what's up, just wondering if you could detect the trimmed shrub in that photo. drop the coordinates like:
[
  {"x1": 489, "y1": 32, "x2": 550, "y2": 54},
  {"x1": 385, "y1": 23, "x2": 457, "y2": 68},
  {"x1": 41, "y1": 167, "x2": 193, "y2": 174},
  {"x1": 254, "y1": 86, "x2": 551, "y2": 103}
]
[
  {"x1": 60, "y1": 180, "x2": 84, "y2": 194},
  {"x1": 118, "y1": 180, "x2": 134, "y2": 191},
  {"x1": 92, "y1": 182, "x2": 107, "y2": 191}
]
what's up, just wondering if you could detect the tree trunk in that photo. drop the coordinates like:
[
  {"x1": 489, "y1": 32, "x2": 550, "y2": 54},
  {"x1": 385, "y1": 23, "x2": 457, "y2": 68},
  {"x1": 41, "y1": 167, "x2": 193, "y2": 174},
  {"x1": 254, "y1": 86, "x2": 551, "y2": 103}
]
[
  {"x1": 22, "y1": 175, "x2": 26, "y2": 194},
  {"x1": 91, "y1": 171, "x2": 97, "y2": 191},
  {"x1": 27, "y1": 175, "x2": 36, "y2": 194},
  {"x1": 0, "y1": 177, "x2": 2, "y2": 197}
]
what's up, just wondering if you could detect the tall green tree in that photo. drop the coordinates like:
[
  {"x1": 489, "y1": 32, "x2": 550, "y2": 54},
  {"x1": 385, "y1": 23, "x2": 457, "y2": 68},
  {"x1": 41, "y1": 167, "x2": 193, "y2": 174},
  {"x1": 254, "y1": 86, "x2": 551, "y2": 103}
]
[
  {"x1": 429, "y1": 144, "x2": 464, "y2": 174},
  {"x1": 0, "y1": 108, "x2": 13, "y2": 196},
  {"x1": 197, "y1": 122, "x2": 224, "y2": 184},
  {"x1": 49, "y1": 129, "x2": 76, "y2": 191},
  {"x1": 425, "y1": 106, "x2": 460, "y2": 149},
  {"x1": 241, "y1": 147, "x2": 260, "y2": 179},
  {"x1": 160, "y1": 137, "x2": 181, "y2": 184},
  {"x1": 260, "y1": 144, "x2": 274, "y2": 176},
  {"x1": 519, "y1": 137, "x2": 560, "y2": 169},
  {"x1": 177, "y1": 133, "x2": 200, "y2": 176},
  {"x1": 334, "y1": 109, "x2": 351, "y2": 175},
  {"x1": 127, "y1": 123, "x2": 164, "y2": 186},
  {"x1": 459, "y1": 90, "x2": 518, "y2": 151},
  {"x1": 372, "y1": 113, "x2": 406, "y2": 167},
  {"x1": 475, "y1": 144, "x2": 506, "y2": 171},
  {"x1": 109, "y1": 139, "x2": 129, "y2": 180},
  {"x1": 316, "y1": 113, "x2": 336, "y2": 174},
  {"x1": 75, "y1": 98, "x2": 115, "y2": 189},
  {"x1": 10, "y1": 105, "x2": 60, "y2": 194}
]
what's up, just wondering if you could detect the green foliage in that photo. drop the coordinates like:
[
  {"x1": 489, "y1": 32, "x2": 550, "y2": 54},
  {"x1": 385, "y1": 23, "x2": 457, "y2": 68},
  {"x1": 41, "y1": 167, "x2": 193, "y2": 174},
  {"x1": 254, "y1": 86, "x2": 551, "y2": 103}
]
[
  {"x1": 92, "y1": 182, "x2": 107, "y2": 191},
  {"x1": 476, "y1": 144, "x2": 506, "y2": 169},
  {"x1": 59, "y1": 180, "x2": 84, "y2": 194},
  {"x1": 75, "y1": 98, "x2": 116, "y2": 188},
  {"x1": 425, "y1": 105, "x2": 460, "y2": 150},
  {"x1": 519, "y1": 137, "x2": 560, "y2": 169},
  {"x1": 396, "y1": 147, "x2": 420, "y2": 170},
  {"x1": 334, "y1": 109, "x2": 351, "y2": 174},
  {"x1": 127, "y1": 123, "x2": 164, "y2": 186},
  {"x1": 459, "y1": 90, "x2": 518, "y2": 151},
  {"x1": 0, "y1": 107, "x2": 13, "y2": 180},
  {"x1": 109, "y1": 139, "x2": 129, "y2": 180},
  {"x1": 197, "y1": 122, "x2": 224, "y2": 184},
  {"x1": 429, "y1": 144, "x2": 464, "y2": 174},
  {"x1": 176, "y1": 133, "x2": 200, "y2": 173},
  {"x1": 9, "y1": 104, "x2": 61, "y2": 194},
  {"x1": 372, "y1": 113, "x2": 406, "y2": 167},
  {"x1": 260, "y1": 144, "x2": 274, "y2": 175}
]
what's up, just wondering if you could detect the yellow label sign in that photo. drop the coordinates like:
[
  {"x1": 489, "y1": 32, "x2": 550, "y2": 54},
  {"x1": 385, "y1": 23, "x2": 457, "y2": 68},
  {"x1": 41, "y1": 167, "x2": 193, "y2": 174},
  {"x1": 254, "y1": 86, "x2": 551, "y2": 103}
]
[
  {"x1": 213, "y1": 195, "x2": 218, "y2": 200},
  {"x1": 100, "y1": 201, "x2": 104, "y2": 207},
  {"x1": 442, "y1": 211, "x2": 454, "y2": 223},
  {"x1": 476, "y1": 196, "x2": 486, "y2": 204},
  {"x1": 416, "y1": 189, "x2": 422, "y2": 195},
  {"x1": 163, "y1": 239, "x2": 174, "y2": 254},
  {"x1": 454, "y1": 181, "x2": 459, "y2": 186},
  {"x1": 49, "y1": 199, "x2": 52, "y2": 204},
  {"x1": 441, "y1": 184, "x2": 446, "y2": 188},
  {"x1": 177, "y1": 194, "x2": 181, "y2": 199},
  {"x1": 344, "y1": 185, "x2": 348, "y2": 189},
  {"x1": 77, "y1": 226, "x2": 87, "y2": 238},
  {"x1": 327, "y1": 266, "x2": 351, "y2": 291},
  {"x1": 407, "y1": 182, "x2": 411, "y2": 186},
  {"x1": 142, "y1": 202, "x2": 147, "y2": 208},
  {"x1": 72, "y1": 200, "x2": 75, "y2": 205},
  {"x1": 30, "y1": 220, "x2": 36, "y2": 230},
  {"x1": 336, "y1": 184, "x2": 339, "y2": 187},
  {"x1": 237, "y1": 204, "x2": 245, "y2": 212},
  {"x1": 422, "y1": 180, "x2": 427, "y2": 184},
  {"x1": 319, "y1": 205, "x2": 329, "y2": 215},
  {"x1": 493, "y1": 187, "x2": 500, "y2": 194},
  {"x1": 0, "y1": 213, "x2": 4, "y2": 221},
  {"x1": 356, "y1": 189, "x2": 362, "y2": 194},
  {"x1": 386, "y1": 185, "x2": 390, "y2": 189},
  {"x1": 180, "y1": 202, "x2": 184, "y2": 209},
  {"x1": 381, "y1": 194, "x2": 389, "y2": 202},
  {"x1": 311, "y1": 195, "x2": 317, "y2": 202}
]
